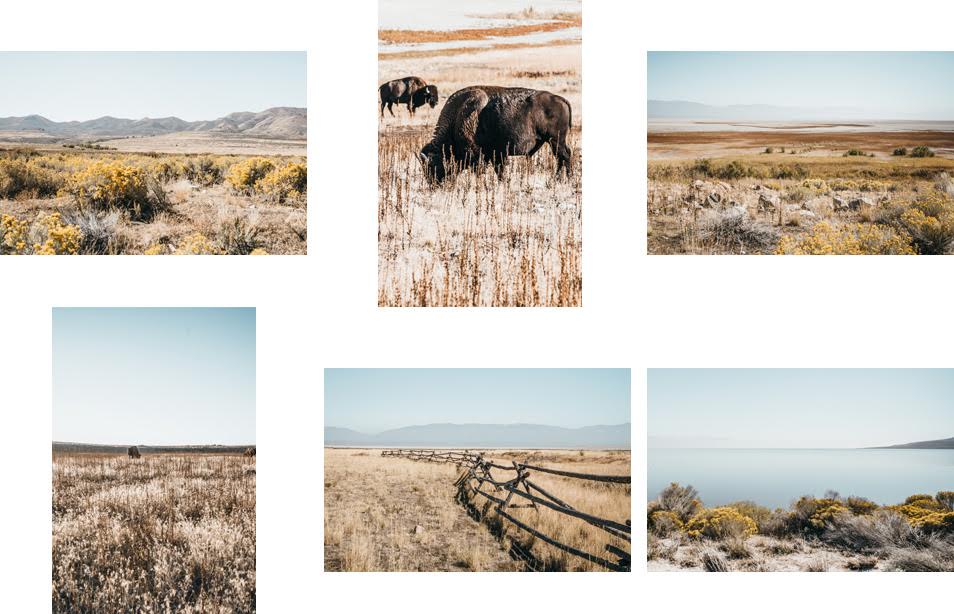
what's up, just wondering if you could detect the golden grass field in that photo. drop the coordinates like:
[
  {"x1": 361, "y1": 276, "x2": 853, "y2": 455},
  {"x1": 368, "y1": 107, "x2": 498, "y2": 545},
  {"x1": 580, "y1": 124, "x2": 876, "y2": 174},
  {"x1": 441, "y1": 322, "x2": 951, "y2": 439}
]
[
  {"x1": 1, "y1": 139, "x2": 306, "y2": 255},
  {"x1": 324, "y1": 448, "x2": 630, "y2": 572},
  {"x1": 647, "y1": 130, "x2": 954, "y2": 255},
  {"x1": 52, "y1": 453, "x2": 256, "y2": 612},
  {"x1": 378, "y1": 13, "x2": 582, "y2": 306}
]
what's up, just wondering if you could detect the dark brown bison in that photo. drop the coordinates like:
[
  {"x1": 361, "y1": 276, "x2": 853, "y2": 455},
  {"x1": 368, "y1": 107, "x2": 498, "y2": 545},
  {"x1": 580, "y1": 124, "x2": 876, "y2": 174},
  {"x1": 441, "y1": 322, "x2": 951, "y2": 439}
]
[
  {"x1": 379, "y1": 76, "x2": 439, "y2": 117},
  {"x1": 127, "y1": 446, "x2": 141, "y2": 459},
  {"x1": 244, "y1": 447, "x2": 256, "y2": 457},
  {"x1": 418, "y1": 86, "x2": 572, "y2": 182}
]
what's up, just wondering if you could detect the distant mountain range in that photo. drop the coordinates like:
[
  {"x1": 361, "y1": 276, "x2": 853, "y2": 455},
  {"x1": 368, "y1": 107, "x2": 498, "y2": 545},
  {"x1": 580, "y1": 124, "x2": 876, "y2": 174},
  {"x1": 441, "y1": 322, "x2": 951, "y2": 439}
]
[
  {"x1": 325, "y1": 423, "x2": 631, "y2": 449},
  {"x1": 52, "y1": 442, "x2": 252, "y2": 454},
  {"x1": 0, "y1": 107, "x2": 306, "y2": 139},
  {"x1": 873, "y1": 436, "x2": 954, "y2": 450},
  {"x1": 648, "y1": 99, "x2": 867, "y2": 121}
]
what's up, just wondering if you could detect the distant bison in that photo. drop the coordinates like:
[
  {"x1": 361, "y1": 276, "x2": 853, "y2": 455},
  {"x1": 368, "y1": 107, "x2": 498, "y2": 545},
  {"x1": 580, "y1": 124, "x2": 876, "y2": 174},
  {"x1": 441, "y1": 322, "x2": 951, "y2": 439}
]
[
  {"x1": 244, "y1": 447, "x2": 256, "y2": 457},
  {"x1": 127, "y1": 446, "x2": 141, "y2": 459},
  {"x1": 380, "y1": 76, "x2": 439, "y2": 117},
  {"x1": 419, "y1": 86, "x2": 572, "y2": 182}
]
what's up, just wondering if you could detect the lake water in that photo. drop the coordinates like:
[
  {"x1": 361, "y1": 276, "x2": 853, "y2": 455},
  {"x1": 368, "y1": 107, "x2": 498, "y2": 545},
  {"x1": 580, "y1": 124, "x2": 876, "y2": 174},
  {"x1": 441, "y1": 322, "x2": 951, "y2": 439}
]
[{"x1": 648, "y1": 448, "x2": 954, "y2": 509}]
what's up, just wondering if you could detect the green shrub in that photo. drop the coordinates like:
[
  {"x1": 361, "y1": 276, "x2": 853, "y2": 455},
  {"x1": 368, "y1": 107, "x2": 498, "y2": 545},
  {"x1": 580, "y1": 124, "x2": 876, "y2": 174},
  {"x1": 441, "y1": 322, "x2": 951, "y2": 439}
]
[
  {"x1": 936, "y1": 491, "x2": 954, "y2": 511},
  {"x1": 892, "y1": 147, "x2": 908, "y2": 156},
  {"x1": 844, "y1": 148, "x2": 867, "y2": 157},
  {"x1": 910, "y1": 146, "x2": 935, "y2": 158},
  {"x1": 772, "y1": 164, "x2": 808, "y2": 180},
  {"x1": 655, "y1": 482, "x2": 703, "y2": 523}
]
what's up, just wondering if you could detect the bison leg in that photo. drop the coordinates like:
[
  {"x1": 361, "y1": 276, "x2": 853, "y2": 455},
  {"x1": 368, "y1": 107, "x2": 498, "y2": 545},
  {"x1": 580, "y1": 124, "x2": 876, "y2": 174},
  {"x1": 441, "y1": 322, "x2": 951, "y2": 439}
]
[
  {"x1": 387, "y1": 102, "x2": 395, "y2": 117},
  {"x1": 549, "y1": 138, "x2": 572, "y2": 178}
]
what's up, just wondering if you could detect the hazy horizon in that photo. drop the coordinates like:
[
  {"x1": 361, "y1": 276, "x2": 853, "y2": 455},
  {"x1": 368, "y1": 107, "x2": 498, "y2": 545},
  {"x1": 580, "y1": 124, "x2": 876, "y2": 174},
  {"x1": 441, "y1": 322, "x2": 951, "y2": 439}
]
[
  {"x1": 648, "y1": 52, "x2": 954, "y2": 119},
  {"x1": 0, "y1": 51, "x2": 305, "y2": 122},
  {"x1": 325, "y1": 369, "x2": 631, "y2": 432},
  {"x1": 649, "y1": 369, "x2": 954, "y2": 449},
  {"x1": 53, "y1": 308, "x2": 256, "y2": 446},
  {"x1": 329, "y1": 420, "x2": 631, "y2": 433}
]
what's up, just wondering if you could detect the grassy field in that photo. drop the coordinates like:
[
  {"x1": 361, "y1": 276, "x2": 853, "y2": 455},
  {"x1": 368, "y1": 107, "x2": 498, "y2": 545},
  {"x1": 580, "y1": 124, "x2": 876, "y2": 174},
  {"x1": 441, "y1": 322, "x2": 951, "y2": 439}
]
[
  {"x1": 378, "y1": 15, "x2": 582, "y2": 306},
  {"x1": 1, "y1": 142, "x2": 306, "y2": 255},
  {"x1": 52, "y1": 453, "x2": 256, "y2": 612},
  {"x1": 648, "y1": 483, "x2": 954, "y2": 572},
  {"x1": 324, "y1": 448, "x2": 629, "y2": 571},
  {"x1": 647, "y1": 131, "x2": 954, "y2": 255}
]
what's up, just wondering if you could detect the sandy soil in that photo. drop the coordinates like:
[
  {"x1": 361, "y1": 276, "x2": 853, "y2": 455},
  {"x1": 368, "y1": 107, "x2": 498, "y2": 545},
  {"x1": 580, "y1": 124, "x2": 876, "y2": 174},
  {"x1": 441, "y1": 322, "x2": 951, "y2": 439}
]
[{"x1": 648, "y1": 535, "x2": 882, "y2": 572}]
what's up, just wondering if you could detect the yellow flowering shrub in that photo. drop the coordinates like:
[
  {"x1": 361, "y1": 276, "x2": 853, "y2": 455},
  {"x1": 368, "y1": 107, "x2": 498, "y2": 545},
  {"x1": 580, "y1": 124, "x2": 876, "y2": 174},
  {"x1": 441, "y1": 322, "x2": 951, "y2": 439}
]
[
  {"x1": 0, "y1": 158, "x2": 64, "y2": 199},
  {"x1": 2, "y1": 213, "x2": 81, "y2": 255},
  {"x1": 1, "y1": 213, "x2": 30, "y2": 254},
  {"x1": 32, "y1": 213, "x2": 82, "y2": 255},
  {"x1": 184, "y1": 155, "x2": 228, "y2": 187},
  {"x1": 63, "y1": 162, "x2": 151, "y2": 217},
  {"x1": 150, "y1": 158, "x2": 188, "y2": 183},
  {"x1": 914, "y1": 512, "x2": 954, "y2": 534},
  {"x1": 258, "y1": 163, "x2": 307, "y2": 204},
  {"x1": 226, "y1": 157, "x2": 276, "y2": 193},
  {"x1": 808, "y1": 500, "x2": 850, "y2": 529},
  {"x1": 895, "y1": 193, "x2": 954, "y2": 255},
  {"x1": 649, "y1": 510, "x2": 684, "y2": 537},
  {"x1": 685, "y1": 507, "x2": 757, "y2": 540},
  {"x1": 173, "y1": 233, "x2": 221, "y2": 255},
  {"x1": 776, "y1": 222, "x2": 915, "y2": 255},
  {"x1": 143, "y1": 244, "x2": 167, "y2": 255}
]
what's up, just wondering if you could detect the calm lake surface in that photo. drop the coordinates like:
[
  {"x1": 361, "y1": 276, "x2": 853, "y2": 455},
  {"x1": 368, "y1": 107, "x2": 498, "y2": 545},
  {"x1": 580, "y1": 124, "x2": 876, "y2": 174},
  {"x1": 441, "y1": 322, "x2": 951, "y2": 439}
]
[{"x1": 648, "y1": 448, "x2": 954, "y2": 508}]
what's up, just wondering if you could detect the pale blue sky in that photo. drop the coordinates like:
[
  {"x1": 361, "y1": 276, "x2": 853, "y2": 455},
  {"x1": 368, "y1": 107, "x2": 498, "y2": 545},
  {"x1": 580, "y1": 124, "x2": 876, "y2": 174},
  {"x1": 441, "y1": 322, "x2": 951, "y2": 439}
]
[
  {"x1": 649, "y1": 369, "x2": 954, "y2": 449},
  {"x1": 0, "y1": 52, "x2": 305, "y2": 122},
  {"x1": 53, "y1": 308, "x2": 255, "y2": 445},
  {"x1": 648, "y1": 52, "x2": 954, "y2": 118},
  {"x1": 325, "y1": 369, "x2": 631, "y2": 432}
]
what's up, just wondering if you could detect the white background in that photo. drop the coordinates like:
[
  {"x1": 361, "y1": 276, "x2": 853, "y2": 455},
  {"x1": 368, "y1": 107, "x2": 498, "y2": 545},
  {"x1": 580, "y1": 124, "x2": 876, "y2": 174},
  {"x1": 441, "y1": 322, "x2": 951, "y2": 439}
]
[{"x1": 2, "y1": 0, "x2": 952, "y2": 611}]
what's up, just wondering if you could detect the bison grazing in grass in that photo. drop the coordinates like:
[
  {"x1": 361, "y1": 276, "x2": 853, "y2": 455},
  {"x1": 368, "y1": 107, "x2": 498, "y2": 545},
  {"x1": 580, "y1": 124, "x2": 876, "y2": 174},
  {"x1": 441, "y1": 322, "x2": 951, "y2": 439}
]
[
  {"x1": 380, "y1": 76, "x2": 439, "y2": 117},
  {"x1": 419, "y1": 86, "x2": 573, "y2": 182},
  {"x1": 127, "y1": 446, "x2": 141, "y2": 459}
]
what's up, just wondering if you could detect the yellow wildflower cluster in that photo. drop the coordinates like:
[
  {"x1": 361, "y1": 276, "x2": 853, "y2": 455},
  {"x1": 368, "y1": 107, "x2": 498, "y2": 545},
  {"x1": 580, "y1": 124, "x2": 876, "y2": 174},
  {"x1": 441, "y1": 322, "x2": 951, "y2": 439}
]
[
  {"x1": 32, "y1": 213, "x2": 82, "y2": 255},
  {"x1": 1, "y1": 213, "x2": 81, "y2": 255},
  {"x1": 174, "y1": 233, "x2": 221, "y2": 255},
  {"x1": 890, "y1": 493, "x2": 954, "y2": 534},
  {"x1": 1, "y1": 213, "x2": 30, "y2": 254},
  {"x1": 63, "y1": 161, "x2": 150, "y2": 211},
  {"x1": 684, "y1": 507, "x2": 757, "y2": 540},
  {"x1": 226, "y1": 157, "x2": 276, "y2": 193},
  {"x1": 257, "y1": 163, "x2": 307, "y2": 204},
  {"x1": 897, "y1": 193, "x2": 954, "y2": 254},
  {"x1": 800, "y1": 178, "x2": 829, "y2": 193},
  {"x1": 776, "y1": 221, "x2": 916, "y2": 255}
]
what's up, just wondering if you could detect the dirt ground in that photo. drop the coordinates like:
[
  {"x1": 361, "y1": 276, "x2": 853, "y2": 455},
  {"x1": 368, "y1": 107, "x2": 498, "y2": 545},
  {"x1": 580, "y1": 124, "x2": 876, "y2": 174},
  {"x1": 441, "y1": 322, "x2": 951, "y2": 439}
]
[{"x1": 648, "y1": 534, "x2": 881, "y2": 572}]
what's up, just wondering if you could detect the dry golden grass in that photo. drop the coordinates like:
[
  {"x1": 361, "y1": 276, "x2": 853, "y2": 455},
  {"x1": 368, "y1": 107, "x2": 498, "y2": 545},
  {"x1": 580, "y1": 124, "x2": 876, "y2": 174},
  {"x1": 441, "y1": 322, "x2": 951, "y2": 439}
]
[
  {"x1": 378, "y1": 128, "x2": 581, "y2": 306},
  {"x1": 647, "y1": 148, "x2": 954, "y2": 255},
  {"x1": 52, "y1": 453, "x2": 255, "y2": 612},
  {"x1": 324, "y1": 449, "x2": 630, "y2": 572},
  {"x1": 324, "y1": 449, "x2": 517, "y2": 571}
]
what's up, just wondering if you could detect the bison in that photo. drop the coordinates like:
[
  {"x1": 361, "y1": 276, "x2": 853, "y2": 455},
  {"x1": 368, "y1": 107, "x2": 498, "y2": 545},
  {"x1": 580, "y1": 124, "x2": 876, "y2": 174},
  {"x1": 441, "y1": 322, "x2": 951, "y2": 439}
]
[
  {"x1": 244, "y1": 447, "x2": 256, "y2": 457},
  {"x1": 379, "y1": 76, "x2": 439, "y2": 117},
  {"x1": 418, "y1": 86, "x2": 572, "y2": 182},
  {"x1": 127, "y1": 446, "x2": 141, "y2": 459}
]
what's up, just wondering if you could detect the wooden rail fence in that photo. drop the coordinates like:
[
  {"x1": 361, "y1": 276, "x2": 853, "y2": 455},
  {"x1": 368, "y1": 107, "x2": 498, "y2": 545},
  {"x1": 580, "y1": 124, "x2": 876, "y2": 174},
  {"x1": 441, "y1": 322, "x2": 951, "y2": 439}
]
[{"x1": 381, "y1": 449, "x2": 631, "y2": 571}]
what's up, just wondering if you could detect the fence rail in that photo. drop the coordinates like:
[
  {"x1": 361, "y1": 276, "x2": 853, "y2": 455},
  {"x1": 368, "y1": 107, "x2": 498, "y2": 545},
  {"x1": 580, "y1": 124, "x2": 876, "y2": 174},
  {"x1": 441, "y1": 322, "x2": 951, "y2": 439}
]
[{"x1": 382, "y1": 448, "x2": 631, "y2": 571}]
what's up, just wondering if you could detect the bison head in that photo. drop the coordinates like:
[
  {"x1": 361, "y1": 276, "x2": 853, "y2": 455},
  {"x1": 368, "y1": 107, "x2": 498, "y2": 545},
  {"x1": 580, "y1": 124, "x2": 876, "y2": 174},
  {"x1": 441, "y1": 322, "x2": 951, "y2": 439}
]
[
  {"x1": 418, "y1": 144, "x2": 446, "y2": 183},
  {"x1": 424, "y1": 85, "x2": 439, "y2": 108}
]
